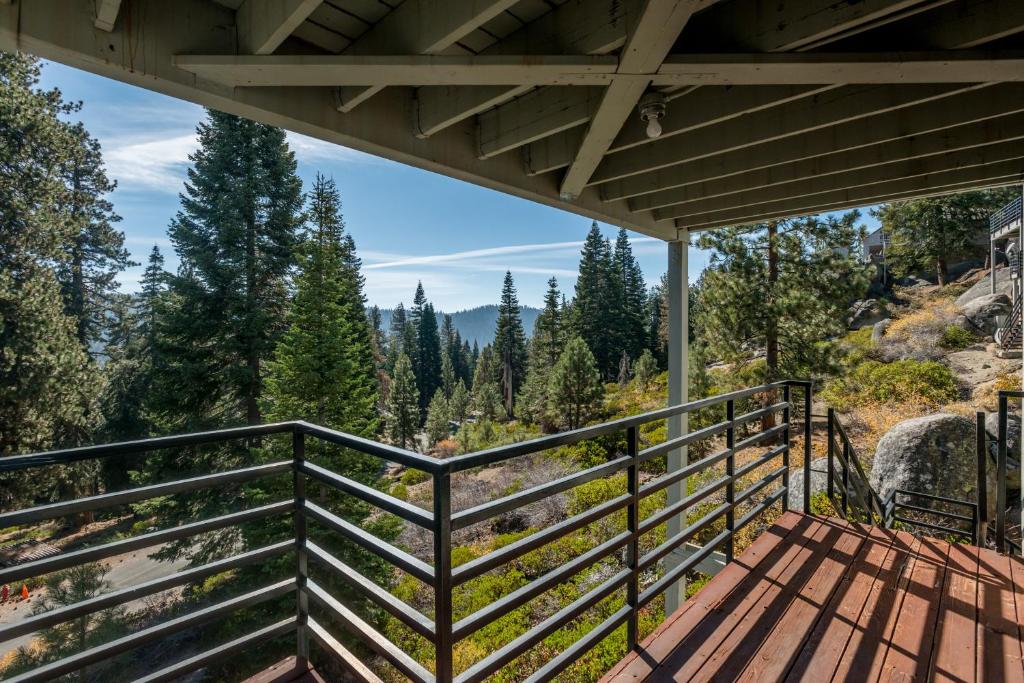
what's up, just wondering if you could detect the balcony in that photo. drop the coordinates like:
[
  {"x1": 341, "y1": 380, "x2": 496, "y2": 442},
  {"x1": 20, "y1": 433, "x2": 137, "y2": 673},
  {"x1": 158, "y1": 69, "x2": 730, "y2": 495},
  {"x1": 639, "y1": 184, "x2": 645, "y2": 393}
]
[{"x1": 1, "y1": 382, "x2": 1020, "y2": 682}]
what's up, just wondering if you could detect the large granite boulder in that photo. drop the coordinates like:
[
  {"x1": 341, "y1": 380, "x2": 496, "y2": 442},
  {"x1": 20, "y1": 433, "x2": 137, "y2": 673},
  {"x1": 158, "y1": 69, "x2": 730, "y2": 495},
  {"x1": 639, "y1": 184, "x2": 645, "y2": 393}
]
[
  {"x1": 958, "y1": 293, "x2": 1011, "y2": 336},
  {"x1": 847, "y1": 299, "x2": 887, "y2": 330},
  {"x1": 956, "y1": 268, "x2": 1013, "y2": 308},
  {"x1": 870, "y1": 413, "x2": 988, "y2": 516},
  {"x1": 984, "y1": 412, "x2": 1022, "y2": 490}
]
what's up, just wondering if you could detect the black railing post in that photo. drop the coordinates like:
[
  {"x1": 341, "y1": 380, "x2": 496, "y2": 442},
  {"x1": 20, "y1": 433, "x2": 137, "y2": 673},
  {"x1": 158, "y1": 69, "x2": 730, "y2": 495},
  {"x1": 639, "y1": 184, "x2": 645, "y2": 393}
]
[
  {"x1": 725, "y1": 400, "x2": 735, "y2": 563},
  {"x1": 292, "y1": 429, "x2": 309, "y2": 669},
  {"x1": 997, "y1": 395, "x2": 1009, "y2": 553},
  {"x1": 842, "y1": 439, "x2": 850, "y2": 518},
  {"x1": 782, "y1": 385, "x2": 791, "y2": 513},
  {"x1": 826, "y1": 408, "x2": 835, "y2": 512},
  {"x1": 626, "y1": 426, "x2": 640, "y2": 651},
  {"x1": 803, "y1": 383, "x2": 812, "y2": 514},
  {"x1": 434, "y1": 469, "x2": 454, "y2": 682},
  {"x1": 976, "y1": 412, "x2": 988, "y2": 548}
]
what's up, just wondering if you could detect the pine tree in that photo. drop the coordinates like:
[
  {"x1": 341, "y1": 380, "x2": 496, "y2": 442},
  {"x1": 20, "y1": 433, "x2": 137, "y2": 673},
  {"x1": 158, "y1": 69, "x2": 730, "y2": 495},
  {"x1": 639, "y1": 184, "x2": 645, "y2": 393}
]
[
  {"x1": 613, "y1": 228, "x2": 648, "y2": 364},
  {"x1": 492, "y1": 271, "x2": 528, "y2": 418},
  {"x1": 387, "y1": 353, "x2": 420, "y2": 449},
  {"x1": 0, "y1": 53, "x2": 102, "y2": 507},
  {"x1": 548, "y1": 336, "x2": 603, "y2": 430},
  {"x1": 874, "y1": 188, "x2": 1018, "y2": 285},
  {"x1": 425, "y1": 389, "x2": 450, "y2": 446},
  {"x1": 696, "y1": 213, "x2": 870, "y2": 382},
  {"x1": 471, "y1": 345, "x2": 502, "y2": 420},
  {"x1": 441, "y1": 352, "x2": 456, "y2": 400},
  {"x1": 535, "y1": 277, "x2": 564, "y2": 367},
  {"x1": 450, "y1": 380, "x2": 470, "y2": 424},
  {"x1": 571, "y1": 223, "x2": 616, "y2": 378},
  {"x1": 56, "y1": 123, "x2": 134, "y2": 355},
  {"x1": 407, "y1": 281, "x2": 425, "y2": 379},
  {"x1": 154, "y1": 110, "x2": 303, "y2": 430},
  {"x1": 386, "y1": 302, "x2": 409, "y2": 373},
  {"x1": 263, "y1": 174, "x2": 379, "y2": 438},
  {"x1": 367, "y1": 304, "x2": 389, "y2": 404},
  {"x1": 417, "y1": 301, "x2": 443, "y2": 414}
]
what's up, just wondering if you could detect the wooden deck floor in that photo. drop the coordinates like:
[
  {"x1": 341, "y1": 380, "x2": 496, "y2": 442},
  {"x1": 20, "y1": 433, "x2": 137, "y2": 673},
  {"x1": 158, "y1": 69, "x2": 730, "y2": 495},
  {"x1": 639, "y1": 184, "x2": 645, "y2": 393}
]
[{"x1": 603, "y1": 512, "x2": 1024, "y2": 683}]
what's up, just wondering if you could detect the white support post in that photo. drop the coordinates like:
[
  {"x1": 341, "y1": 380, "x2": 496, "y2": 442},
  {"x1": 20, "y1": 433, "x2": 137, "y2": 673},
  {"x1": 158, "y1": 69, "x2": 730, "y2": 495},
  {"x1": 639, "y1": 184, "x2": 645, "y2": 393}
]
[
  {"x1": 992, "y1": 232, "x2": 997, "y2": 295},
  {"x1": 665, "y1": 236, "x2": 689, "y2": 615}
]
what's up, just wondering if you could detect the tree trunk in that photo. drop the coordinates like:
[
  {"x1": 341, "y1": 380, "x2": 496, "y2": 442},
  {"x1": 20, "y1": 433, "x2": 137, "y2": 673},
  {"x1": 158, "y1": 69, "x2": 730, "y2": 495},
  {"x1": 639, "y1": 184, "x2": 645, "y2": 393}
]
[
  {"x1": 937, "y1": 258, "x2": 949, "y2": 286},
  {"x1": 764, "y1": 222, "x2": 779, "y2": 432}
]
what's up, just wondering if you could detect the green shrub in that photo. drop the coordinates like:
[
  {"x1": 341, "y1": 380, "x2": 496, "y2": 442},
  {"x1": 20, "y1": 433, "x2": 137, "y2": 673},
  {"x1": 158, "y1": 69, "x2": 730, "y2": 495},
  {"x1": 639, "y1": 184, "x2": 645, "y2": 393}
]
[
  {"x1": 390, "y1": 483, "x2": 408, "y2": 501},
  {"x1": 939, "y1": 325, "x2": 975, "y2": 350},
  {"x1": 400, "y1": 468, "x2": 431, "y2": 486},
  {"x1": 821, "y1": 359, "x2": 958, "y2": 408}
]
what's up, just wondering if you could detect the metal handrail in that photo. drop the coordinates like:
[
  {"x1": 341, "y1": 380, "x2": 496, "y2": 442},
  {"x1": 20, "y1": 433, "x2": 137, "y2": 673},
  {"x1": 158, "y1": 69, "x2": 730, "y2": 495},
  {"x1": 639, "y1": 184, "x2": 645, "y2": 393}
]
[
  {"x1": 990, "y1": 195, "x2": 1023, "y2": 232},
  {"x1": 0, "y1": 379, "x2": 814, "y2": 682}
]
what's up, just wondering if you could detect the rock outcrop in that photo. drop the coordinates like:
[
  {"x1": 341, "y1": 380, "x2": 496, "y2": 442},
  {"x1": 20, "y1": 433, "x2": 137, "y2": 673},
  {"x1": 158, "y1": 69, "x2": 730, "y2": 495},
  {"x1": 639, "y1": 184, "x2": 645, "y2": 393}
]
[
  {"x1": 956, "y1": 267, "x2": 1013, "y2": 308},
  {"x1": 870, "y1": 413, "x2": 988, "y2": 515},
  {"x1": 787, "y1": 458, "x2": 831, "y2": 511},
  {"x1": 847, "y1": 299, "x2": 888, "y2": 330},
  {"x1": 871, "y1": 318, "x2": 891, "y2": 343},
  {"x1": 984, "y1": 411, "x2": 1022, "y2": 490},
  {"x1": 957, "y1": 293, "x2": 1011, "y2": 336}
]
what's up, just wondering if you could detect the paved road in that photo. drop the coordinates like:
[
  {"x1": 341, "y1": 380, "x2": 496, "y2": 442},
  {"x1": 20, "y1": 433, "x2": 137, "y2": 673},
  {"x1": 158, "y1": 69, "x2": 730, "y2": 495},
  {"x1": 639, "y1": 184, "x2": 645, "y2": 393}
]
[{"x1": 0, "y1": 548, "x2": 188, "y2": 657}]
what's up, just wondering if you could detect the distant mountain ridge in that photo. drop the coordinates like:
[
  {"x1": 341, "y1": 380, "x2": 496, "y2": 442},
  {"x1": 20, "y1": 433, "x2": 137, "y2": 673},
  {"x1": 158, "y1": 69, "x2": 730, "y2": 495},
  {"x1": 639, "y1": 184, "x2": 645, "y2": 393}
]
[{"x1": 377, "y1": 305, "x2": 541, "y2": 348}]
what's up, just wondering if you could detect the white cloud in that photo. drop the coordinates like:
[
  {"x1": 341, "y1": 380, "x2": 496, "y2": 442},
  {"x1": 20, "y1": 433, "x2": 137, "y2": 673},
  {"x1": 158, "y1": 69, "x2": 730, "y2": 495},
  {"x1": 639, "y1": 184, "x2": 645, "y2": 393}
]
[
  {"x1": 104, "y1": 132, "x2": 198, "y2": 193},
  {"x1": 363, "y1": 240, "x2": 588, "y2": 270}
]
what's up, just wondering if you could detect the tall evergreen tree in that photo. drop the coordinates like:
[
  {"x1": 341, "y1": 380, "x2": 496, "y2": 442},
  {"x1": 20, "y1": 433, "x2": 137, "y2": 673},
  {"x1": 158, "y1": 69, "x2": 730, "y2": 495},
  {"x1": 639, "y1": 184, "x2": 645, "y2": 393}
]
[
  {"x1": 0, "y1": 53, "x2": 101, "y2": 507},
  {"x1": 492, "y1": 271, "x2": 528, "y2": 418},
  {"x1": 535, "y1": 277, "x2": 564, "y2": 367},
  {"x1": 56, "y1": 123, "x2": 134, "y2": 355},
  {"x1": 387, "y1": 353, "x2": 420, "y2": 449},
  {"x1": 367, "y1": 304, "x2": 389, "y2": 403},
  {"x1": 263, "y1": 174, "x2": 378, "y2": 437},
  {"x1": 613, "y1": 228, "x2": 648, "y2": 364},
  {"x1": 571, "y1": 223, "x2": 616, "y2": 378},
  {"x1": 153, "y1": 110, "x2": 303, "y2": 431},
  {"x1": 386, "y1": 302, "x2": 409, "y2": 373},
  {"x1": 696, "y1": 213, "x2": 870, "y2": 383},
  {"x1": 416, "y1": 301, "x2": 443, "y2": 414},
  {"x1": 471, "y1": 345, "x2": 502, "y2": 420}
]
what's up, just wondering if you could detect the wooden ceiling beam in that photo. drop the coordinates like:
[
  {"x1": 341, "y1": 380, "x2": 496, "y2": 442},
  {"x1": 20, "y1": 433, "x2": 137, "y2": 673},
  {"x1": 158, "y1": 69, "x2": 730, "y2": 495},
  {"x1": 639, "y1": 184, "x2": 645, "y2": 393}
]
[
  {"x1": 236, "y1": 0, "x2": 322, "y2": 55},
  {"x1": 599, "y1": 83, "x2": 1024, "y2": 200},
  {"x1": 627, "y1": 112, "x2": 1024, "y2": 211},
  {"x1": 335, "y1": 0, "x2": 521, "y2": 113},
  {"x1": 655, "y1": 143, "x2": 1024, "y2": 220},
  {"x1": 675, "y1": 160, "x2": 1024, "y2": 228}
]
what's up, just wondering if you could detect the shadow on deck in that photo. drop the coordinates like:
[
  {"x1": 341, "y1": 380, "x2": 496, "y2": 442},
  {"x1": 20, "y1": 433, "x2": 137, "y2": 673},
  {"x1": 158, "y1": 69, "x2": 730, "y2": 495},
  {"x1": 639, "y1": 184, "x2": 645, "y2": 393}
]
[
  {"x1": 243, "y1": 656, "x2": 326, "y2": 683},
  {"x1": 602, "y1": 512, "x2": 1024, "y2": 682}
]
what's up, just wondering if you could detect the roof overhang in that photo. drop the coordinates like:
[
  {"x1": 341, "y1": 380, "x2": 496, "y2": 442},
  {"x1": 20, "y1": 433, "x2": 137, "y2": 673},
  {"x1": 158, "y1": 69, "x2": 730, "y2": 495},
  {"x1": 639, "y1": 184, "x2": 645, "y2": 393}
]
[{"x1": 3, "y1": 0, "x2": 1023, "y2": 241}]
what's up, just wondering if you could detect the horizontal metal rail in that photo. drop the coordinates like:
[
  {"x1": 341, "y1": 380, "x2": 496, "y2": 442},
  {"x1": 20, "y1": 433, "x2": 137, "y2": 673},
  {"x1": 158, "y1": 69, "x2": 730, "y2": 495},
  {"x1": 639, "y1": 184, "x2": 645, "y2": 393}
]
[
  {"x1": 0, "y1": 540, "x2": 292, "y2": 643},
  {"x1": 0, "y1": 422, "x2": 296, "y2": 472},
  {"x1": 7, "y1": 579, "x2": 295, "y2": 683},
  {"x1": 0, "y1": 461, "x2": 292, "y2": 528},
  {"x1": 451, "y1": 531, "x2": 631, "y2": 642},
  {"x1": 297, "y1": 421, "x2": 438, "y2": 473},
  {"x1": 451, "y1": 456, "x2": 630, "y2": 531},
  {"x1": 307, "y1": 617, "x2": 385, "y2": 683},
  {"x1": 523, "y1": 605, "x2": 631, "y2": 683},
  {"x1": 452, "y1": 493, "x2": 631, "y2": 585},
  {"x1": 303, "y1": 501, "x2": 434, "y2": 584},
  {"x1": 135, "y1": 617, "x2": 298, "y2": 683},
  {"x1": 307, "y1": 580, "x2": 434, "y2": 683},
  {"x1": 454, "y1": 569, "x2": 630, "y2": 683},
  {"x1": 306, "y1": 540, "x2": 435, "y2": 640},
  {"x1": 892, "y1": 515, "x2": 974, "y2": 540},
  {"x1": 300, "y1": 460, "x2": 434, "y2": 529},
  {"x1": 0, "y1": 501, "x2": 292, "y2": 585}
]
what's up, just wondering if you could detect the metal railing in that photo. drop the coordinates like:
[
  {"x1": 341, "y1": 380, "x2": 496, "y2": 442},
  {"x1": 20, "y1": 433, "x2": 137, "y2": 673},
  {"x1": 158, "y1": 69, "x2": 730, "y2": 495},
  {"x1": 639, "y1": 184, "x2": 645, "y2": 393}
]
[
  {"x1": 825, "y1": 408, "x2": 886, "y2": 524},
  {"x1": 0, "y1": 380, "x2": 813, "y2": 683},
  {"x1": 996, "y1": 390, "x2": 1024, "y2": 554},
  {"x1": 990, "y1": 195, "x2": 1023, "y2": 233}
]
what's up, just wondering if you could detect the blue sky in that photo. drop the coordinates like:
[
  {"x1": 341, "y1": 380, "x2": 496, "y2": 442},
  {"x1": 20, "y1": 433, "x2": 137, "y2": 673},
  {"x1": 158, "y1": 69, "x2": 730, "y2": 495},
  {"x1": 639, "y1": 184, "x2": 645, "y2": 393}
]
[{"x1": 39, "y1": 60, "x2": 877, "y2": 311}]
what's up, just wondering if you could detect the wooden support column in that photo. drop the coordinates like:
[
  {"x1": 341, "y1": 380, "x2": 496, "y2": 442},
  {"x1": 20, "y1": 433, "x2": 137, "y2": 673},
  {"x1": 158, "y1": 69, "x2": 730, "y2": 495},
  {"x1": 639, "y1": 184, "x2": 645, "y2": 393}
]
[{"x1": 665, "y1": 236, "x2": 689, "y2": 615}]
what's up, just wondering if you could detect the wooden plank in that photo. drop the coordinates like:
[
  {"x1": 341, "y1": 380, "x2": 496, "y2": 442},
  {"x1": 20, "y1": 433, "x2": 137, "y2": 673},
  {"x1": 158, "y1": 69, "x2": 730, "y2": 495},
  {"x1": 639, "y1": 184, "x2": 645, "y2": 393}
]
[
  {"x1": 1007, "y1": 556, "x2": 1024, "y2": 679},
  {"x1": 930, "y1": 543, "x2": 980, "y2": 683},
  {"x1": 877, "y1": 536, "x2": 951, "y2": 681},
  {"x1": 977, "y1": 548, "x2": 1024, "y2": 683},
  {"x1": 602, "y1": 511, "x2": 809, "y2": 682},
  {"x1": 652, "y1": 516, "x2": 842, "y2": 681},
  {"x1": 827, "y1": 530, "x2": 919, "y2": 681},
  {"x1": 731, "y1": 520, "x2": 869, "y2": 682},
  {"x1": 781, "y1": 524, "x2": 898, "y2": 681}
]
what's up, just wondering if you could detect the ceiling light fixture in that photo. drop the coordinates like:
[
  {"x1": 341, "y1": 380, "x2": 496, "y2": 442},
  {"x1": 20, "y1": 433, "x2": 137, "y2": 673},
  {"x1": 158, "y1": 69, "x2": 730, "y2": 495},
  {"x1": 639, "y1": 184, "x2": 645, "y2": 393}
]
[{"x1": 638, "y1": 92, "x2": 667, "y2": 139}]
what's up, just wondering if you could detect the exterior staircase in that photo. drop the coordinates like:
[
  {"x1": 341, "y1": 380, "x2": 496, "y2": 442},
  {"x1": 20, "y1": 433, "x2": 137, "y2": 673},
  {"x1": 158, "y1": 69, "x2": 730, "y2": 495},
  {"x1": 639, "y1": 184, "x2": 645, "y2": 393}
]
[{"x1": 992, "y1": 194, "x2": 1024, "y2": 352}]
